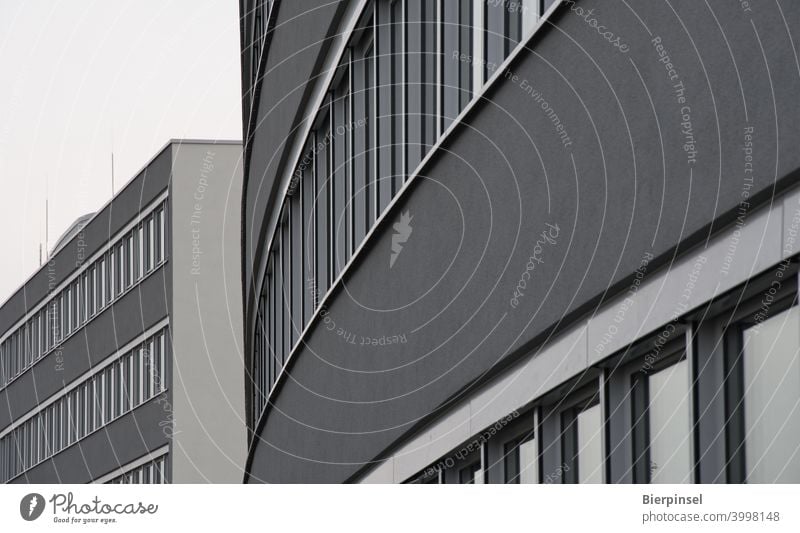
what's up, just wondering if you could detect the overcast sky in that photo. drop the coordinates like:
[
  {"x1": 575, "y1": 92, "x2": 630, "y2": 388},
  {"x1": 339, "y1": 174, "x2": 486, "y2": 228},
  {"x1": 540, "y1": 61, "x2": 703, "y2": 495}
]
[{"x1": 0, "y1": 0, "x2": 242, "y2": 303}]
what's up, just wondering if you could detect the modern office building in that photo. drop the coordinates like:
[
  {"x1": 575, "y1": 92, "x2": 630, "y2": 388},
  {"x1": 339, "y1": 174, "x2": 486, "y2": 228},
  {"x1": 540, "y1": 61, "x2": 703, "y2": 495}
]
[
  {"x1": 240, "y1": 0, "x2": 800, "y2": 483},
  {"x1": 0, "y1": 140, "x2": 245, "y2": 483}
]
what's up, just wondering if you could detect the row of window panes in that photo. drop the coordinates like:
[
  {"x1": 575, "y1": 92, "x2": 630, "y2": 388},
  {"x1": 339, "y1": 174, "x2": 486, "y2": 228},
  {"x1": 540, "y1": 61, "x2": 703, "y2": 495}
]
[
  {"x1": 250, "y1": 0, "x2": 549, "y2": 428},
  {"x1": 104, "y1": 454, "x2": 168, "y2": 484},
  {"x1": 0, "y1": 202, "x2": 167, "y2": 391},
  {"x1": 0, "y1": 328, "x2": 168, "y2": 483},
  {"x1": 417, "y1": 304, "x2": 800, "y2": 484}
]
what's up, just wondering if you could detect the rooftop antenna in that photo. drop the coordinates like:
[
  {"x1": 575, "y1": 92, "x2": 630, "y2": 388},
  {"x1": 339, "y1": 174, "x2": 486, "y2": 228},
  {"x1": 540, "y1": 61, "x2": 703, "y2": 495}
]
[
  {"x1": 111, "y1": 130, "x2": 116, "y2": 197},
  {"x1": 45, "y1": 176, "x2": 49, "y2": 261}
]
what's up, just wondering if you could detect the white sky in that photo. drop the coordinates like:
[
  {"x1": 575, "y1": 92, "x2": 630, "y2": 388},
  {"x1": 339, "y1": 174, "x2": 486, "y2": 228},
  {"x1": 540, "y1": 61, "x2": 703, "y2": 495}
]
[{"x1": 0, "y1": 0, "x2": 242, "y2": 303}]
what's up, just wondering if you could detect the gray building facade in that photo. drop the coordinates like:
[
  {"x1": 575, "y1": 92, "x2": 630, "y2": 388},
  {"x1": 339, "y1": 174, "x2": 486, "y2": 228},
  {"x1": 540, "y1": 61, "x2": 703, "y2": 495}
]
[
  {"x1": 0, "y1": 140, "x2": 245, "y2": 483},
  {"x1": 240, "y1": 0, "x2": 800, "y2": 483}
]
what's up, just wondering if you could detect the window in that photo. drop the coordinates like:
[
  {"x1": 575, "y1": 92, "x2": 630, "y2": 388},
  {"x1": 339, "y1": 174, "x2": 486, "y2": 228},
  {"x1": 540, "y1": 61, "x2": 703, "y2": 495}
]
[
  {"x1": 65, "y1": 286, "x2": 72, "y2": 336},
  {"x1": 405, "y1": 0, "x2": 437, "y2": 173},
  {"x1": 109, "y1": 248, "x2": 116, "y2": 300},
  {"x1": 143, "y1": 342, "x2": 152, "y2": 402},
  {"x1": 543, "y1": 0, "x2": 558, "y2": 12},
  {"x1": 157, "y1": 332, "x2": 167, "y2": 393},
  {"x1": 104, "y1": 367, "x2": 113, "y2": 425},
  {"x1": 253, "y1": 302, "x2": 264, "y2": 425},
  {"x1": 132, "y1": 348, "x2": 142, "y2": 407},
  {"x1": 126, "y1": 233, "x2": 135, "y2": 288},
  {"x1": 270, "y1": 255, "x2": 279, "y2": 389},
  {"x1": 54, "y1": 401, "x2": 62, "y2": 454},
  {"x1": 302, "y1": 140, "x2": 316, "y2": 324},
  {"x1": 332, "y1": 67, "x2": 351, "y2": 273},
  {"x1": 257, "y1": 297, "x2": 266, "y2": 419},
  {"x1": 562, "y1": 394, "x2": 603, "y2": 484},
  {"x1": 352, "y1": 25, "x2": 375, "y2": 243},
  {"x1": 113, "y1": 361, "x2": 123, "y2": 418},
  {"x1": 505, "y1": 432, "x2": 538, "y2": 483},
  {"x1": 157, "y1": 206, "x2": 166, "y2": 263},
  {"x1": 375, "y1": 0, "x2": 402, "y2": 212},
  {"x1": 631, "y1": 354, "x2": 692, "y2": 484},
  {"x1": 281, "y1": 219, "x2": 292, "y2": 359},
  {"x1": 315, "y1": 112, "x2": 331, "y2": 296},
  {"x1": 137, "y1": 225, "x2": 144, "y2": 281},
  {"x1": 88, "y1": 267, "x2": 96, "y2": 317},
  {"x1": 93, "y1": 376, "x2": 102, "y2": 431},
  {"x1": 146, "y1": 215, "x2": 154, "y2": 272},
  {"x1": 99, "y1": 256, "x2": 106, "y2": 308},
  {"x1": 290, "y1": 193, "x2": 303, "y2": 344},
  {"x1": 72, "y1": 281, "x2": 80, "y2": 331},
  {"x1": 459, "y1": 462, "x2": 482, "y2": 484},
  {"x1": 741, "y1": 306, "x2": 800, "y2": 482},
  {"x1": 442, "y1": 0, "x2": 473, "y2": 131},
  {"x1": 117, "y1": 242, "x2": 125, "y2": 294}
]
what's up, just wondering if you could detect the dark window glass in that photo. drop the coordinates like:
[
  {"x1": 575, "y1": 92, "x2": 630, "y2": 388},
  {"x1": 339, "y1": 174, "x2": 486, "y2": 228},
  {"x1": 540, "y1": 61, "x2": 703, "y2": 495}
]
[
  {"x1": 405, "y1": 0, "x2": 436, "y2": 174},
  {"x1": 352, "y1": 31, "x2": 374, "y2": 247},
  {"x1": 631, "y1": 352, "x2": 692, "y2": 484},
  {"x1": 485, "y1": 0, "x2": 524, "y2": 81},
  {"x1": 375, "y1": 0, "x2": 396, "y2": 214},
  {"x1": 274, "y1": 246, "x2": 283, "y2": 380},
  {"x1": 290, "y1": 188, "x2": 303, "y2": 344},
  {"x1": 459, "y1": 462, "x2": 482, "y2": 484},
  {"x1": 391, "y1": 0, "x2": 404, "y2": 189},
  {"x1": 332, "y1": 66, "x2": 351, "y2": 275},
  {"x1": 281, "y1": 214, "x2": 292, "y2": 360},
  {"x1": 268, "y1": 264, "x2": 276, "y2": 391},
  {"x1": 316, "y1": 109, "x2": 331, "y2": 295},
  {"x1": 562, "y1": 396, "x2": 603, "y2": 484},
  {"x1": 302, "y1": 140, "x2": 316, "y2": 324},
  {"x1": 505, "y1": 433, "x2": 538, "y2": 483},
  {"x1": 442, "y1": 0, "x2": 473, "y2": 130}
]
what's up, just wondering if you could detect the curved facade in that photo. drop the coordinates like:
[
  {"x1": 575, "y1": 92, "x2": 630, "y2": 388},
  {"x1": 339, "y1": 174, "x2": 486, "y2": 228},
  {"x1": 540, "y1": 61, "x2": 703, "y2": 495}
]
[{"x1": 241, "y1": 0, "x2": 800, "y2": 483}]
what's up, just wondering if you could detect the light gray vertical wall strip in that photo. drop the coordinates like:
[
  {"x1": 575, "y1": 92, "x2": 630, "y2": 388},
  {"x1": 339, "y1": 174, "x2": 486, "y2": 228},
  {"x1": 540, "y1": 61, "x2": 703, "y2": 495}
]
[{"x1": 170, "y1": 142, "x2": 245, "y2": 483}]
